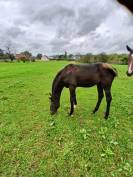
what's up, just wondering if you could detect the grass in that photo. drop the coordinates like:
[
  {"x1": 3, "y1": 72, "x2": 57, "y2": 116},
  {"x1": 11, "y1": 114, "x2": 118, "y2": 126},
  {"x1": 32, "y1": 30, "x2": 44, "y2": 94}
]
[{"x1": 0, "y1": 61, "x2": 133, "y2": 177}]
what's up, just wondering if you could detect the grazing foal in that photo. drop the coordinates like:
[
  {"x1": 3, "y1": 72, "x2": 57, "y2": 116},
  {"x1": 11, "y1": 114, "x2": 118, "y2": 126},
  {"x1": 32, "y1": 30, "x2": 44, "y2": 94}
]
[
  {"x1": 126, "y1": 45, "x2": 133, "y2": 76},
  {"x1": 50, "y1": 63, "x2": 117, "y2": 119}
]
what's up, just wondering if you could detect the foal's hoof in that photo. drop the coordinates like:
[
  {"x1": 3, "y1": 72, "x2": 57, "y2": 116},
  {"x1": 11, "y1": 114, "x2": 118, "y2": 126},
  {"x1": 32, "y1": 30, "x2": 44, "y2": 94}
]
[
  {"x1": 68, "y1": 113, "x2": 73, "y2": 117},
  {"x1": 92, "y1": 109, "x2": 97, "y2": 114},
  {"x1": 92, "y1": 107, "x2": 99, "y2": 114},
  {"x1": 68, "y1": 114, "x2": 74, "y2": 118},
  {"x1": 104, "y1": 114, "x2": 109, "y2": 120},
  {"x1": 92, "y1": 111, "x2": 95, "y2": 114}
]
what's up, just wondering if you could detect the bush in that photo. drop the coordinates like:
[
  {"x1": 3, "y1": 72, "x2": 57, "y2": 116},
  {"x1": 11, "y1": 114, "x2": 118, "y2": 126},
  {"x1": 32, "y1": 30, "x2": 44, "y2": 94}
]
[{"x1": 78, "y1": 53, "x2": 128, "y2": 64}]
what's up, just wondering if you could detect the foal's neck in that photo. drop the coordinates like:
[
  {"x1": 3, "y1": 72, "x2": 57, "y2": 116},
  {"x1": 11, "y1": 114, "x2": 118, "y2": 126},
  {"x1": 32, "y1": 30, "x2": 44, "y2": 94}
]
[{"x1": 52, "y1": 82, "x2": 64, "y2": 102}]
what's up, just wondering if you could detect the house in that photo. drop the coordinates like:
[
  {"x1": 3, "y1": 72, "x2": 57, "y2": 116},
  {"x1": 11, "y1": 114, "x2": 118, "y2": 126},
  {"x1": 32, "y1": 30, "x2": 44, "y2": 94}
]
[
  {"x1": 41, "y1": 55, "x2": 49, "y2": 61},
  {"x1": 15, "y1": 54, "x2": 30, "y2": 62}
]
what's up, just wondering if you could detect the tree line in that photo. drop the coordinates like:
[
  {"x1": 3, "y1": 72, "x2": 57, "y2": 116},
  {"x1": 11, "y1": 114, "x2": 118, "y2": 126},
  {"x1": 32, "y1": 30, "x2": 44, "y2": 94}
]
[
  {"x1": 78, "y1": 53, "x2": 128, "y2": 64},
  {"x1": 0, "y1": 48, "x2": 43, "y2": 62},
  {"x1": 0, "y1": 47, "x2": 128, "y2": 64},
  {"x1": 53, "y1": 52, "x2": 128, "y2": 65}
]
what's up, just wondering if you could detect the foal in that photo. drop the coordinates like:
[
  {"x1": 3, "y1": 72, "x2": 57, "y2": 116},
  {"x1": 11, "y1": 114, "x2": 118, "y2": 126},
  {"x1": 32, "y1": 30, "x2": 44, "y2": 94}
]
[
  {"x1": 50, "y1": 63, "x2": 117, "y2": 119},
  {"x1": 126, "y1": 45, "x2": 133, "y2": 76}
]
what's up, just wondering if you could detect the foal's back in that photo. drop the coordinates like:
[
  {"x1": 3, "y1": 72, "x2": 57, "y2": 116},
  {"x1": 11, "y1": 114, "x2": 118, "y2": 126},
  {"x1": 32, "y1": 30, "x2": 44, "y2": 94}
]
[{"x1": 62, "y1": 63, "x2": 116, "y2": 87}]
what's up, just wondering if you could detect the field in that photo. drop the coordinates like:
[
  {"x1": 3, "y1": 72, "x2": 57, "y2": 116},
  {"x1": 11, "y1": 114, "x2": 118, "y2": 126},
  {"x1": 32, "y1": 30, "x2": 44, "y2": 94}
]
[{"x1": 0, "y1": 61, "x2": 133, "y2": 177}]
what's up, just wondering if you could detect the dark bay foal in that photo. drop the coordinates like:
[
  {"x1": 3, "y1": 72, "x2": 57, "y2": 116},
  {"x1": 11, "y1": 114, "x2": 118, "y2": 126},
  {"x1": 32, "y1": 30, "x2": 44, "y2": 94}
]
[{"x1": 50, "y1": 63, "x2": 117, "y2": 119}]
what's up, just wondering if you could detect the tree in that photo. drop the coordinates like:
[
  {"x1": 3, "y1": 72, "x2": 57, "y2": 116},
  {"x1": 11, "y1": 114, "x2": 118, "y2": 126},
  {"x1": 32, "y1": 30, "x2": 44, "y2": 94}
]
[
  {"x1": 0, "y1": 48, "x2": 4, "y2": 55},
  {"x1": 98, "y1": 52, "x2": 108, "y2": 62},
  {"x1": 0, "y1": 48, "x2": 4, "y2": 60},
  {"x1": 36, "y1": 53, "x2": 42, "y2": 60},
  {"x1": 6, "y1": 46, "x2": 15, "y2": 62},
  {"x1": 68, "y1": 54, "x2": 74, "y2": 60},
  {"x1": 64, "y1": 51, "x2": 67, "y2": 60},
  {"x1": 21, "y1": 51, "x2": 32, "y2": 59}
]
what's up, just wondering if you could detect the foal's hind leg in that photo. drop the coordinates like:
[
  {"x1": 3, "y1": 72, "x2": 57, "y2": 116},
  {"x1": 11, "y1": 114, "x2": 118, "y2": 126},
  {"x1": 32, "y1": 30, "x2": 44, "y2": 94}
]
[
  {"x1": 74, "y1": 96, "x2": 77, "y2": 105},
  {"x1": 93, "y1": 84, "x2": 104, "y2": 114},
  {"x1": 74, "y1": 93, "x2": 77, "y2": 108},
  {"x1": 104, "y1": 86, "x2": 112, "y2": 119},
  {"x1": 69, "y1": 86, "x2": 76, "y2": 115}
]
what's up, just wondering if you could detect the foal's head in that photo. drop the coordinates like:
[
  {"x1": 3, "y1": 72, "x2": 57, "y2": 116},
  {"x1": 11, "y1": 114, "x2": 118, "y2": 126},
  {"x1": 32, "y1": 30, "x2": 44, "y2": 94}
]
[
  {"x1": 126, "y1": 45, "x2": 133, "y2": 76},
  {"x1": 49, "y1": 94, "x2": 60, "y2": 115}
]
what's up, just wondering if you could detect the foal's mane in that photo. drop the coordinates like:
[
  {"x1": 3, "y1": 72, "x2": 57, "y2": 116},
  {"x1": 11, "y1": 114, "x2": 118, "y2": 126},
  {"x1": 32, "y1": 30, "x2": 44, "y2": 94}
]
[{"x1": 52, "y1": 68, "x2": 64, "y2": 93}]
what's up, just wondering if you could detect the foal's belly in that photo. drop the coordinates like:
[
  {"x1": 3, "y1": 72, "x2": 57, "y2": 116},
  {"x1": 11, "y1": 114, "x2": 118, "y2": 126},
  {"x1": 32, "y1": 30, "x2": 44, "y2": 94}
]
[
  {"x1": 76, "y1": 76, "x2": 100, "y2": 87},
  {"x1": 64, "y1": 71, "x2": 100, "y2": 88},
  {"x1": 77, "y1": 82, "x2": 97, "y2": 87}
]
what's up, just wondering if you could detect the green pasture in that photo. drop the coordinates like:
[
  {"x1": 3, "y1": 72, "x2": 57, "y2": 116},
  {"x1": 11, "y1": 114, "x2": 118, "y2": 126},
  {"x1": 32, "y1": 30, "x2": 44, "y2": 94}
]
[{"x1": 0, "y1": 61, "x2": 133, "y2": 177}]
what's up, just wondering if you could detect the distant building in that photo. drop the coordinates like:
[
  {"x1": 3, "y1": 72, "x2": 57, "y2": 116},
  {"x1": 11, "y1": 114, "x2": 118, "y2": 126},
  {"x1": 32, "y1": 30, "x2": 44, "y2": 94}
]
[
  {"x1": 15, "y1": 53, "x2": 31, "y2": 62},
  {"x1": 15, "y1": 54, "x2": 27, "y2": 62},
  {"x1": 41, "y1": 55, "x2": 49, "y2": 61},
  {"x1": 16, "y1": 54, "x2": 26, "y2": 59}
]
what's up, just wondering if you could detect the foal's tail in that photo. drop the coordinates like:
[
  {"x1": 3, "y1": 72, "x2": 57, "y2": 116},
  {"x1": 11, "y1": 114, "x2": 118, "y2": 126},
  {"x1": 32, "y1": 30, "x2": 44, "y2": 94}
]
[
  {"x1": 102, "y1": 63, "x2": 118, "y2": 77},
  {"x1": 108, "y1": 66, "x2": 118, "y2": 77}
]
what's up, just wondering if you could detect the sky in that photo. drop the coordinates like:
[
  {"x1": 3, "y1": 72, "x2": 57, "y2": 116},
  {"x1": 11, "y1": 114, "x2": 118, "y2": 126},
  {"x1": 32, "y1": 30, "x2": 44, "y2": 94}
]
[{"x1": 0, "y1": 0, "x2": 133, "y2": 55}]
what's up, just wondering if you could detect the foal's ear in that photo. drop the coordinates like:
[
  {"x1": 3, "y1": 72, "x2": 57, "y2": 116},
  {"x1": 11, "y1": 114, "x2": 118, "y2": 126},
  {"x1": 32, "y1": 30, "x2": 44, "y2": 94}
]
[
  {"x1": 117, "y1": 0, "x2": 133, "y2": 14},
  {"x1": 126, "y1": 45, "x2": 132, "y2": 52}
]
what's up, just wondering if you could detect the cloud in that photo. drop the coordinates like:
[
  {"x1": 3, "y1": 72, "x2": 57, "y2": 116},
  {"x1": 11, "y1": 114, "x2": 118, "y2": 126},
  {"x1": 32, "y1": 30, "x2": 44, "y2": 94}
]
[{"x1": 0, "y1": 0, "x2": 133, "y2": 55}]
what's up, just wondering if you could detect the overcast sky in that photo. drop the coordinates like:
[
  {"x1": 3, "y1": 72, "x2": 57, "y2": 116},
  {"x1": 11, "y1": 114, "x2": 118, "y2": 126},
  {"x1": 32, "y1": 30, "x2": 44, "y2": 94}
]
[{"x1": 0, "y1": 0, "x2": 133, "y2": 55}]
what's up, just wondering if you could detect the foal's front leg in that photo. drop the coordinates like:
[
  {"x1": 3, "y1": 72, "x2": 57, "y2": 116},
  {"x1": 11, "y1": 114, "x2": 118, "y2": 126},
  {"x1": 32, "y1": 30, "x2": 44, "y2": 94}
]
[{"x1": 69, "y1": 86, "x2": 76, "y2": 115}]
